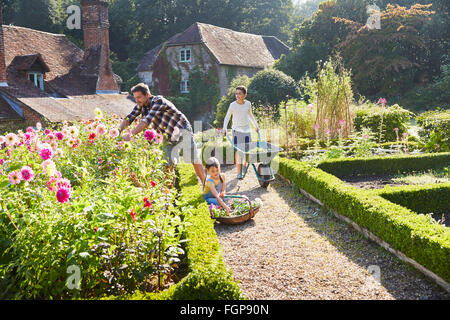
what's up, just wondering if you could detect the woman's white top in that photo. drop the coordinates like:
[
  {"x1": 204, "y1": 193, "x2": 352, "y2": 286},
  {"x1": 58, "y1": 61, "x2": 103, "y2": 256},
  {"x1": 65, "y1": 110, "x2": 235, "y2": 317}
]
[{"x1": 222, "y1": 100, "x2": 259, "y2": 133}]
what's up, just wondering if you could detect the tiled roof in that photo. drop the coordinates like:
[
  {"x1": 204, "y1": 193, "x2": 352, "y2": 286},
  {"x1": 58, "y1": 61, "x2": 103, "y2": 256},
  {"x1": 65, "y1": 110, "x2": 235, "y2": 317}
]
[
  {"x1": 138, "y1": 22, "x2": 290, "y2": 71},
  {"x1": 3, "y1": 25, "x2": 84, "y2": 81},
  {"x1": 9, "y1": 53, "x2": 50, "y2": 72},
  {"x1": 0, "y1": 25, "x2": 133, "y2": 122}
]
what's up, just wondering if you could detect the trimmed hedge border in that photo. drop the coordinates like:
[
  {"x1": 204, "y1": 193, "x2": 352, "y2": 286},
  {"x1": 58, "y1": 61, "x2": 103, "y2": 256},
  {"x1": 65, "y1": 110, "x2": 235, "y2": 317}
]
[
  {"x1": 374, "y1": 183, "x2": 450, "y2": 216},
  {"x1": 109, "y1": 164, "x2": 244, "y2": 300},
  {"x1": 278, "y1": 157, "x2": 450, "y2": 288},
  {"x1": 316, "y1": 152, "x2": 450, "y2": 177}
]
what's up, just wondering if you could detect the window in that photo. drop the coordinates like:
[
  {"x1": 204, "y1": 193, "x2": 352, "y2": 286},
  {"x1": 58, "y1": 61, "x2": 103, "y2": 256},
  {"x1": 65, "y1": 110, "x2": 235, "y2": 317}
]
[
  {"x1": 180, "y1": 80, "x2": 189, "y2": 93},
  {"x1": 28, "y1": 72, "x2": 44, "y2": 90},
  {"x1": 179, "y1": 48, "x2": 191, "y2": 63}
]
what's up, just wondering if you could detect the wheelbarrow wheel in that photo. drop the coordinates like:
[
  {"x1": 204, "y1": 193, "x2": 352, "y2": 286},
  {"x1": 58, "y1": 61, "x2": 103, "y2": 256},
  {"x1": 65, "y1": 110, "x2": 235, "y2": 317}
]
[{"x1": 257, "y1": 163, "x2": 271, "y2": 188}]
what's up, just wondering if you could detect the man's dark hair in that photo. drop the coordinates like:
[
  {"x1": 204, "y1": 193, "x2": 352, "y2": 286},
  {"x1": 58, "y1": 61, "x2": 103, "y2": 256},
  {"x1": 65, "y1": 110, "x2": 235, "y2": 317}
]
[
  {"x1": 131, "y1": 83, "x2": 150, "y2": 95},
  {"x1": 235, "y1": 85, "x2": 247, "y2": 95}
]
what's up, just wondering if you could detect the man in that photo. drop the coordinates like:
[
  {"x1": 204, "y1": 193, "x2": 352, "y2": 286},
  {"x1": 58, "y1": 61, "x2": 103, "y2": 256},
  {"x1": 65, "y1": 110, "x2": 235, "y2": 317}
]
[{"x1": 118, "y1": 83, "x2": 205, "y2": 186}]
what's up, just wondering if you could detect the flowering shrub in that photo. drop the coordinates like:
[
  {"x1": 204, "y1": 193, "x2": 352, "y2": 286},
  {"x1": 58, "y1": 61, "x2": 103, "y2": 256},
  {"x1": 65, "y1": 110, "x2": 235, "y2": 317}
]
[{"x1": 0, "y1": 111, "x2": 185, "y2": 299}]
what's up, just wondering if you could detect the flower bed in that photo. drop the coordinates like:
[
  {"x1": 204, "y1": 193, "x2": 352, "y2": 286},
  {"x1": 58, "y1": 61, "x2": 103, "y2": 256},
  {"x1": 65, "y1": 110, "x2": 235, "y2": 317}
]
[
  {"x1": 0, "y1": 111, "x2": 243, "y2": 299},
  {"x1": 278, "y1": 156, "x2": 450, "y2": 284}
]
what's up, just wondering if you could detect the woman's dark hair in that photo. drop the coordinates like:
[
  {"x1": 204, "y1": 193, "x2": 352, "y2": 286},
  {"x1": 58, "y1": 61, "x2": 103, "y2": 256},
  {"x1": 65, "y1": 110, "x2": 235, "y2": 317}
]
[
  {"x1": 235, "y1": 85, "x2": 247, "y2": 95},
  {"x1": 131, "y1": 83, "x2": 150, "y2": 96},
  {"x1": 205, "y1": 157, "x2": 223, "y2": 183}
]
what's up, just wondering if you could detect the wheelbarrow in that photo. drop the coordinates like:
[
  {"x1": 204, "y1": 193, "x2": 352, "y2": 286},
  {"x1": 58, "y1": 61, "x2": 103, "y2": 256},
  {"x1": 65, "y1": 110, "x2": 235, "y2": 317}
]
[
  {"x1": 226, "y1": 131, "x2": 283, "y2": 188},
  {"x1": 209, "y1": 195, "x2": 261, "y2": 225}
]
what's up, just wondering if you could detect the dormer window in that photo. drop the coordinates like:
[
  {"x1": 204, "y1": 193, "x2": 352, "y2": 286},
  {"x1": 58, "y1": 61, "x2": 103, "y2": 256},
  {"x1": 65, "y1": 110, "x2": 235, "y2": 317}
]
[
  {"x1": 28, "y1": 72, "x2": 44, "y2": 90},
  {"x1": 9, "y1": 53, "x2": 50, "y2": 92},
  {"x1": 179, "y1": 48, "x2": 191, "y2": 63}
]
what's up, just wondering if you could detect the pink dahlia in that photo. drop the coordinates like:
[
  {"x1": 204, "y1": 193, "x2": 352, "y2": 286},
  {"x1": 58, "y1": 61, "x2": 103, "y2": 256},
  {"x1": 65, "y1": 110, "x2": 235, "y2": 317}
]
[
  {"x1": 55, "y1": 132, "x2": 64, "y2": 141},
  {"x1": 56, "y1": 187, "x2": 71, "y2": 203},
  {"x1": 144, "y1": 129, "x2": 156, "y2": 141},
  {"x1": 20, "y1": 166, "x2": 35, "y2": 181},
  {"x1": 8, "y1": 171, "x2": 22, "y2": 185},
  {"x1": 96, "y1": 124, "x2": 107, "y2": 136},
  {"x1": 39, "y1": 148, "x2": 53, "y2": 161},
  {"x1": 57, "y1": 178, "x2": 71, "y2": 189},
  {"x1": 109, "y1": 128, "x2": 120, "y2": 139}
]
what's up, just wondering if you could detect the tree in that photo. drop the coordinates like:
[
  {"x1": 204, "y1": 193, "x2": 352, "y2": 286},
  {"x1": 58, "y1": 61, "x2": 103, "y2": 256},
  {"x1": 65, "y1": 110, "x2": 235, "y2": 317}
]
[
  {"x1": 334, "y1": 3, "x2": 436, "y2": 97},
  {"x1": 248, "y1": 68, "x2": 300, "y2": 119}
]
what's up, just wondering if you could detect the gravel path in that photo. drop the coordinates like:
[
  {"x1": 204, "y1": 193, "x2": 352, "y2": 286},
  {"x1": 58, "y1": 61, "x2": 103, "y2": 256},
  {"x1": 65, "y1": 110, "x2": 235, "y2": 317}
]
[{"x1": 214, "y1": 164, "x2": 450, "y2": 300}]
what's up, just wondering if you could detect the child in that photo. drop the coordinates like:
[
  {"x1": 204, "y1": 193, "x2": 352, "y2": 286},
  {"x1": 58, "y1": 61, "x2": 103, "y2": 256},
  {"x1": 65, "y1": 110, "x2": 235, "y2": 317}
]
[
  {"x1": 222, "y1": 85, "x2": 259, "y2": 179},
  {"x1": 203, "y1": 157, "x2": 231, "y2": 216}
]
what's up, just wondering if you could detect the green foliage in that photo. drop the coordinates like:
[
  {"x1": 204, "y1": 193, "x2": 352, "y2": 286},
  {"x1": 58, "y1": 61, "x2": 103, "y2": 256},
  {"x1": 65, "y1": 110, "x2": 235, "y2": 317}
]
[
  {"x1": 416, "y1": 109, "x2": 450, "y2": 152},
  {"x1": 353, "y1": 103, "x2": 413, "y2": 142},
  {"x1": 121, "y1": 164, "x2": 245, "y2": 300},
  {"x1": 188, "y1": 66, "x2": 220, "y2": 118},
  {"x1": 248, "y1": 68, "x2": 299, "y2": 119},
  {"x1": 279, "y1": 157, "x2": 450, "y2": 282},
  {"x1": 0, "y1": 115, "x2": 185, "y2": 299},
  {"x1": 376, "y1": 183, "x2": 450, "y2": 216},
  {"x1": 316, "y1": 152, "x2": 450, "y2": 178},
  {"x1": 279, "y1": 99, "x2": 316, "y2": 139}
]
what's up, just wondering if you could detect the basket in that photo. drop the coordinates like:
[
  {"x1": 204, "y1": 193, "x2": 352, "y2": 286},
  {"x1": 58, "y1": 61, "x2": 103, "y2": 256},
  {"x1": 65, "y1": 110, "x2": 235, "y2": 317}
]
[{"x1": 214, "y1": 195, "x2": 260, "y2": 225}]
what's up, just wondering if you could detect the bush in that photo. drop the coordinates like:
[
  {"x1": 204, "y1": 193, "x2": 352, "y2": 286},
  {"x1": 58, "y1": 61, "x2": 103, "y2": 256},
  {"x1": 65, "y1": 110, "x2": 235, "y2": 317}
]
[
  {"x1": 353, "y1": 102, "x2": 414, "y2": 142},
  {"x1": 316, "y1": 152, "x2": 450, "y2": 178},
  {"x1": 0, "y1": 114, "x2": 183, "y2": 299},
  {"x1": 416, "y1": 109, "x2": 450, "y2": 153},
  {"x1": 248, "y1": 68, "x2": 300, "y2": 119},
  {"x1": 279, "y1": 99, "x2": 316, "y2": 139},
  {"x1": 376, "y1": 183, "x2": 450, "y2": 216}
]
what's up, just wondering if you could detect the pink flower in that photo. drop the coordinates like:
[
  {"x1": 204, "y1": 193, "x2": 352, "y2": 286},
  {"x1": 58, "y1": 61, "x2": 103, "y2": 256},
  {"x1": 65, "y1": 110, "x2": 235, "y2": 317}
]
[
  {"x1": 339, "y1": 120, "x2": 345, "y2": 127},
  {"x1": 55, "y1": 132, "x2": 64, "y2": 141},
  {"x1": 20, "y1": 166, "x2": 35, "y2": 181},
  {"x1": 154, "y1": 132, "x2": 163, "y2": 144},
  {"x1": 394, "y1": 128, "x2": 399, "y2": 132},
  {"x1": 44, "y1": 129, "x2": 51, "y2": 135},
  {"x1": 109, "y1": 128, "x2": 120, "y2": 139},
  {"x1": 0, "y1": 136, "x2": 5, "y2": 144},
  {"x1": 47, "y1": 176, "x2": 58, "y2": 192},
  {"x1": 56, "y1": 187, "x2": 71, "y2": 203},
  {"x1": 26, "y1": 127, "x2": 34, "y2": 133},
  {"x1": 57, "y1": 178, "x2": 71, "y2": 189},
  {"x1": 314, "y1": 124, "x2": 320, "y2": 130},
  {"x1": 0, "y1": 159, "x2": 4, "y2": 165},
  {"x1": 5, "y1": 133, "x2": 18, "y2": 146},
  {"x1": 378, "y1": 98, "x2": 387, "y2": 105},
  {"x1": 8, "y1": 171, "x2": 22, "y2": 185},
  {"x1": 39, "y1": 148, "x2": 53, "y2": 161},
  {"x1": 144, "y1": 129, "x2": 156, "y2": 141},
  {"x1": 96, "y1": 124, "x2": 107, "y2": 136},
  {"x1": 363, "y1": 134, "x2": 369, "y2": 139}
]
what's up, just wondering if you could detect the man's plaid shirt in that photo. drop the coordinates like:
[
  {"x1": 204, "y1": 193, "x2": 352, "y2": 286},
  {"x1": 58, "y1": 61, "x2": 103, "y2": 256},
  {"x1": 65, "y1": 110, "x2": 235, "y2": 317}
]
[{"x1": 125, "y1": 95, "x2": 189, "y2": 141}]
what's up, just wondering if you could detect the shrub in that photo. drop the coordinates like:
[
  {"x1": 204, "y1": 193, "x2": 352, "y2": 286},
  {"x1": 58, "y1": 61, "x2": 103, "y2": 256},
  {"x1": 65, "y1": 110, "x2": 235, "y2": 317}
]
[
  {"x1": 416, "y1": 109, "x2": 450, "y2": 153},
  {"x1": 248, "y1": 68, "x2": 300, "y2": 119},
  {"x1": 353, "y1": 102, "x2": 414, "y2": 142}
]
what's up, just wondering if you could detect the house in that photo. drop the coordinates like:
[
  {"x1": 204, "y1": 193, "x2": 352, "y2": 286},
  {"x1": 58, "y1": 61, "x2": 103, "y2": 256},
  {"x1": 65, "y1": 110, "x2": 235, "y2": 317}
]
[
  {"x1": 0, "y1": 0, "x2": 135, "y2": 130},
  {"x1": 137, "y1": 22, "x2": 290, "y2": 98}
]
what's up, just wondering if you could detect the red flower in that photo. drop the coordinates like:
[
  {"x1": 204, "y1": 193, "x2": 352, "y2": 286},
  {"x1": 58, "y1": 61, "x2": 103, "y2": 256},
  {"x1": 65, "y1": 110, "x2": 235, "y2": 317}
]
[
  {"x1": 130, "y1": 209, "x2": 137, "y2": 220},
  {"x1": 143, "y1": 197, "x2": 152, "y2": 208},
  {"x1": 89, "y1": 132, "x2": 97, "y2": 140},
  {"x1": 150, "y1": 180, "x2": 157, "y2": 187},
  {"x1": 94, "y1": 227, "x2": 98, "y2": 232}
]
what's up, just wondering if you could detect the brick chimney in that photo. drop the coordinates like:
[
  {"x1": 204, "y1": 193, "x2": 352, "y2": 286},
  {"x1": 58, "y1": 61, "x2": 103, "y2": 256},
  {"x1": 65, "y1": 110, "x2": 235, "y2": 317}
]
[
  {"x1": 0, "y1": 3, "x2": 8, "y2": 86},
  {"x1": 81, "y1": 0, "x2": 119, "y2": 94}
]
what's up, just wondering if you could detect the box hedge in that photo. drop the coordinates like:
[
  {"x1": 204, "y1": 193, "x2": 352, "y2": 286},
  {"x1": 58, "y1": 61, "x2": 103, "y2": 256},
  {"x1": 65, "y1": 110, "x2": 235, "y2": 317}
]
[
  {"x1": 279, "y1": 157, "x2": 450, "y2": 282},
  {"x1": 316, "y1": 152, "x2": 450, "y2": 178}
]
